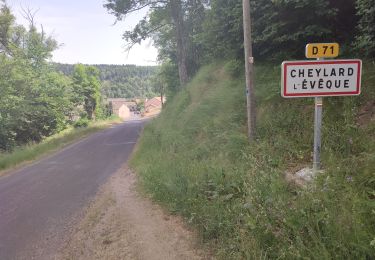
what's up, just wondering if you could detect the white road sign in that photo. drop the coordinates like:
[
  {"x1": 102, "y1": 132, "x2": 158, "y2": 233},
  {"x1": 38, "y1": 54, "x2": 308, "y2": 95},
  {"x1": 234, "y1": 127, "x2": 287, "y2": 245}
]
[{"x1": 281, "y1": 59, "x2": 362, "y2": 98}]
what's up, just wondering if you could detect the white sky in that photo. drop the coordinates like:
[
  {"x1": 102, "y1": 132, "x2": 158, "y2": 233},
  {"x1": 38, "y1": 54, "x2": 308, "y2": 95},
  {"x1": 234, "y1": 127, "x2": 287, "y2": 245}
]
[{"x1": 6, "y1": 0, "x2": 158, "y2": 65}]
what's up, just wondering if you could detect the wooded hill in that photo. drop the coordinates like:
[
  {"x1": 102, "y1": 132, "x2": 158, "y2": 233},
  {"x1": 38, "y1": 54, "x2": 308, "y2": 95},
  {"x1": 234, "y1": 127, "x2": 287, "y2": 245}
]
[{"x1": 54, "y1": 63, "x2": 158, "y2": 99}]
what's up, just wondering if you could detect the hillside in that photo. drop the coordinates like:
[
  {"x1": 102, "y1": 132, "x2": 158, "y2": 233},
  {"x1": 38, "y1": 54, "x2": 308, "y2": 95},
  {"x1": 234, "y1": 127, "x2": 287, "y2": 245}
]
[
  {"x1": 54, "y1": 63, "x2": 158, "y2": 98},
  {"x1": 131, "y1": 61, "x2": 375, "y2": 259}
]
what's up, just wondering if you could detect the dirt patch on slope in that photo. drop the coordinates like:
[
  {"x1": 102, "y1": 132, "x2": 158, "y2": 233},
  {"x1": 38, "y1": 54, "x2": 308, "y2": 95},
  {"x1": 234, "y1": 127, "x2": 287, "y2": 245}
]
[{"x1": 56, "y1": 165, "x2": 211, "y2": 260}]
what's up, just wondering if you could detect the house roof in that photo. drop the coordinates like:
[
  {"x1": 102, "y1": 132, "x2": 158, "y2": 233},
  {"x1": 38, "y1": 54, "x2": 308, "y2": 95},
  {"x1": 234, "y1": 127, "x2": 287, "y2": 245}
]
[
  {"x1": 108, "y1": 99, "x2": 137, "y2": 110},
  {"x1": 145, "y1": 97, "x2": 162, "y2": 109},
  {"x1": 107, "y1": 98, "x2": 128, "y2": 102}
]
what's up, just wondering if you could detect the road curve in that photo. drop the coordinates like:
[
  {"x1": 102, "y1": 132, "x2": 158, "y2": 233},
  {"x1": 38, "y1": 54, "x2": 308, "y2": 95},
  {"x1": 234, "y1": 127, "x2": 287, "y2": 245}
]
[{"x1": 0, "y1": 120, "x2": 145, "y2": 260}]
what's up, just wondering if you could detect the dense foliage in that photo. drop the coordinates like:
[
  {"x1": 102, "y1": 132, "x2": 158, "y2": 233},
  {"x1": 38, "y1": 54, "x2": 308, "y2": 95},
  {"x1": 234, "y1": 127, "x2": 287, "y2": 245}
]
[
  {"x1": 0, "y1": 2, "x2": 104, "y2": 152},
  {"x1": 200, "y1": 0, "x2": 364, "y2": 59},
  {"x1": 72, "y1": 64, "x2": 104, "y2": 120},
  {"x1": 55, "y1": 63, "x2": 157, "y2": 99},
  {"x1": 106, "y1": 0, "x2": 374, "y2": 92},
  {"x1": 104, "y1": 0, "x2": 208, "y2": 86},
  {"x1": 0, "y1": 3, "x2": 71, "y2": 151},
  {"x1": 354, "y1": 0, "x2": 375, "y2": 56}
]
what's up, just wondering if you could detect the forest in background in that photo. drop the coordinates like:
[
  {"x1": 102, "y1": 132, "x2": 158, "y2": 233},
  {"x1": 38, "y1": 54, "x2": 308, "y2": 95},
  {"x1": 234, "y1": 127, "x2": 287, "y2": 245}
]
[{"x1": 54, "y1": 63, "x2": 158, "y2": 99}]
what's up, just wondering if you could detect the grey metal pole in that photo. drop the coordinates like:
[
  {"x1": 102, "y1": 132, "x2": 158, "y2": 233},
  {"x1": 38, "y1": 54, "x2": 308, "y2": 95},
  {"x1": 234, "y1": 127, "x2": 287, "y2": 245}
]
[
  {"x1": 313, "y1": 57, "x2": 324, "y2": 172},
  {"x1": 242, "y1": 0, "x2": 256, "y2": 142},
  {"x1": 313, "y1": 96, "x2": 323, "y2": 171}
]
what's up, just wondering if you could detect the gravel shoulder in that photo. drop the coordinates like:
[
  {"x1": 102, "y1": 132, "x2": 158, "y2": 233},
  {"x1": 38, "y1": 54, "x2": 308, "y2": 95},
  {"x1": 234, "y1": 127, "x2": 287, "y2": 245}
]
[{"x1": 56, "y1": 164, "x2": 211, "y2": 260}]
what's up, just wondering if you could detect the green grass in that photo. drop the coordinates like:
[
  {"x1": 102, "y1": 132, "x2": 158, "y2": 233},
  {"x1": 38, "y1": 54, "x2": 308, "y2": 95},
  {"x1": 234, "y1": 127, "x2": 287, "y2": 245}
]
[
  {"x1": 131, "y1": 61, "x2": 375, "y2": 259},
  {"x1": 0, "y1": 117, "x2": 122, "y2": 175}
]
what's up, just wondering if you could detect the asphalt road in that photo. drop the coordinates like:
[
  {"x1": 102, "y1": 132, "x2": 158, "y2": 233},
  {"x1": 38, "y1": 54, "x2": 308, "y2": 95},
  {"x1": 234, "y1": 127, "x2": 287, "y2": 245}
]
[{"x1": 0, "y1": 120, "x2": 145, "y2": 260}]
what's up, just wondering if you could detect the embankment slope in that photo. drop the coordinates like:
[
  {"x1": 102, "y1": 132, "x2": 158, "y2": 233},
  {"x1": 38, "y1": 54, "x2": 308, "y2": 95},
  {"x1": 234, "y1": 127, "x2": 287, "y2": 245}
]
[{"x1": 131, "y1": 62, "x2": 375, "y2": 259}]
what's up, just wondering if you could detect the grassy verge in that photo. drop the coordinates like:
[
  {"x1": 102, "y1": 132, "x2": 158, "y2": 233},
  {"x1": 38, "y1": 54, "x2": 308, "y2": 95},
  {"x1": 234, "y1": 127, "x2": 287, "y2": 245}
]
[
  {"x1": 0, "y1": 117, "x2": 122, "y2": 176},
  {"x1": 131, "y1": 60, "x2": 375, "y2": 259}
]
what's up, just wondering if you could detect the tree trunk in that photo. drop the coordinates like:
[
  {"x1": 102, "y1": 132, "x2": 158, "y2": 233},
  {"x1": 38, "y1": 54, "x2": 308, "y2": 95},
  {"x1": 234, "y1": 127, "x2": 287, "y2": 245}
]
[
  {"x1": 160, "y1": 84, "x2": 165, "y2": 108},
  {"x1": 170, "y1": 0, "x2": 188, "y2": 86}
]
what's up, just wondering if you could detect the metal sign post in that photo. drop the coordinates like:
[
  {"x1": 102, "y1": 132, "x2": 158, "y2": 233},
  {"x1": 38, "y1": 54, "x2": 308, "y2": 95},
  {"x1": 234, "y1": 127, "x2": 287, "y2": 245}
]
[
  {"x1": 313, "y1": 57, "x2": 324, "y2": 172},
  {"x1": 281, "y1": 43, "x2": 362, "y2": 175},
  {"x1": 313, "y1": 96, "x2": 323, "y2": 171}
]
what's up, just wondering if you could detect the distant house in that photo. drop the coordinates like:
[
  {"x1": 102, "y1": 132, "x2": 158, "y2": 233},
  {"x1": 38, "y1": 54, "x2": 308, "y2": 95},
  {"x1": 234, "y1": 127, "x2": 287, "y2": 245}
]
[
  {"x1": 107, "y1": 98, "x2": 136, "y2": 119},
  {"x1": 144, "y1": 97, "x2": 165, "y2": 116}
]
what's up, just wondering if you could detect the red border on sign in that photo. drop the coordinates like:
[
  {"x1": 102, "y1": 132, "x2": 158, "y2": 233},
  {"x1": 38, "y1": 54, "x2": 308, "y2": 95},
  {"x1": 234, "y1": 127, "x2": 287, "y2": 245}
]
[{"x1": 282, "y1": 60, "x2": 362, "y2": 98}]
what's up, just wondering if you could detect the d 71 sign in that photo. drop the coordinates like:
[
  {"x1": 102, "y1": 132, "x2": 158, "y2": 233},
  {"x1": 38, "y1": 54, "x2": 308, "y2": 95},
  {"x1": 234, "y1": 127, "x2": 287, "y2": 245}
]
[
  {"x1": 305, "y1": 43, "x2": 339, "y2": 58},
  {"x1": 281, "y1": 60, "x2": 362, "y2": 98}
]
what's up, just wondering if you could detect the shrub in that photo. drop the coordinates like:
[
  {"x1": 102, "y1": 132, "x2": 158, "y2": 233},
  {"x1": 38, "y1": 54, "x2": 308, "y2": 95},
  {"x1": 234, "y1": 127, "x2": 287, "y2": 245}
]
[{"x1": 73, "y1": 118, "x2": 89, "y2": 128}]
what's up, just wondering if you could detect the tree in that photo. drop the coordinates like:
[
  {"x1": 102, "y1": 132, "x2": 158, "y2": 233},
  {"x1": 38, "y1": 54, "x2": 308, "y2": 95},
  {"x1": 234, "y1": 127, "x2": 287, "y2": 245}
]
[
  {"x1": 72, "y1": 64, "x2": 103, "y2": 120},
  {"x1": 251, "y1": 0, "x2": 337, "y2": 59},
  {"x1": 198, "y1": 0, "x2": 243, "y2": 61},
  {"x1": 354, "y1": 0, "x2": 375, "y2": 57},
  {"x1": 198, "y1": 0, "x2": 357, "y2": 61},
  {"x1": 104, "y1": 0, "x2": 195, "y2": 86},
  {"x1": 155, "y1": 59, "x2": 180, "y2": 97},
  {"x1": 0, "y1": 1, "x2": 14, "y2": 54},
  {"x1": 184, "y1": 0, "x2": 207, "y2": 74},
  {"x1": 328, "y1": 0, "x2": 357, "y2": 47},
  {"x1": 0, "y1": 2, "x2": 73, "y2": 151}
]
